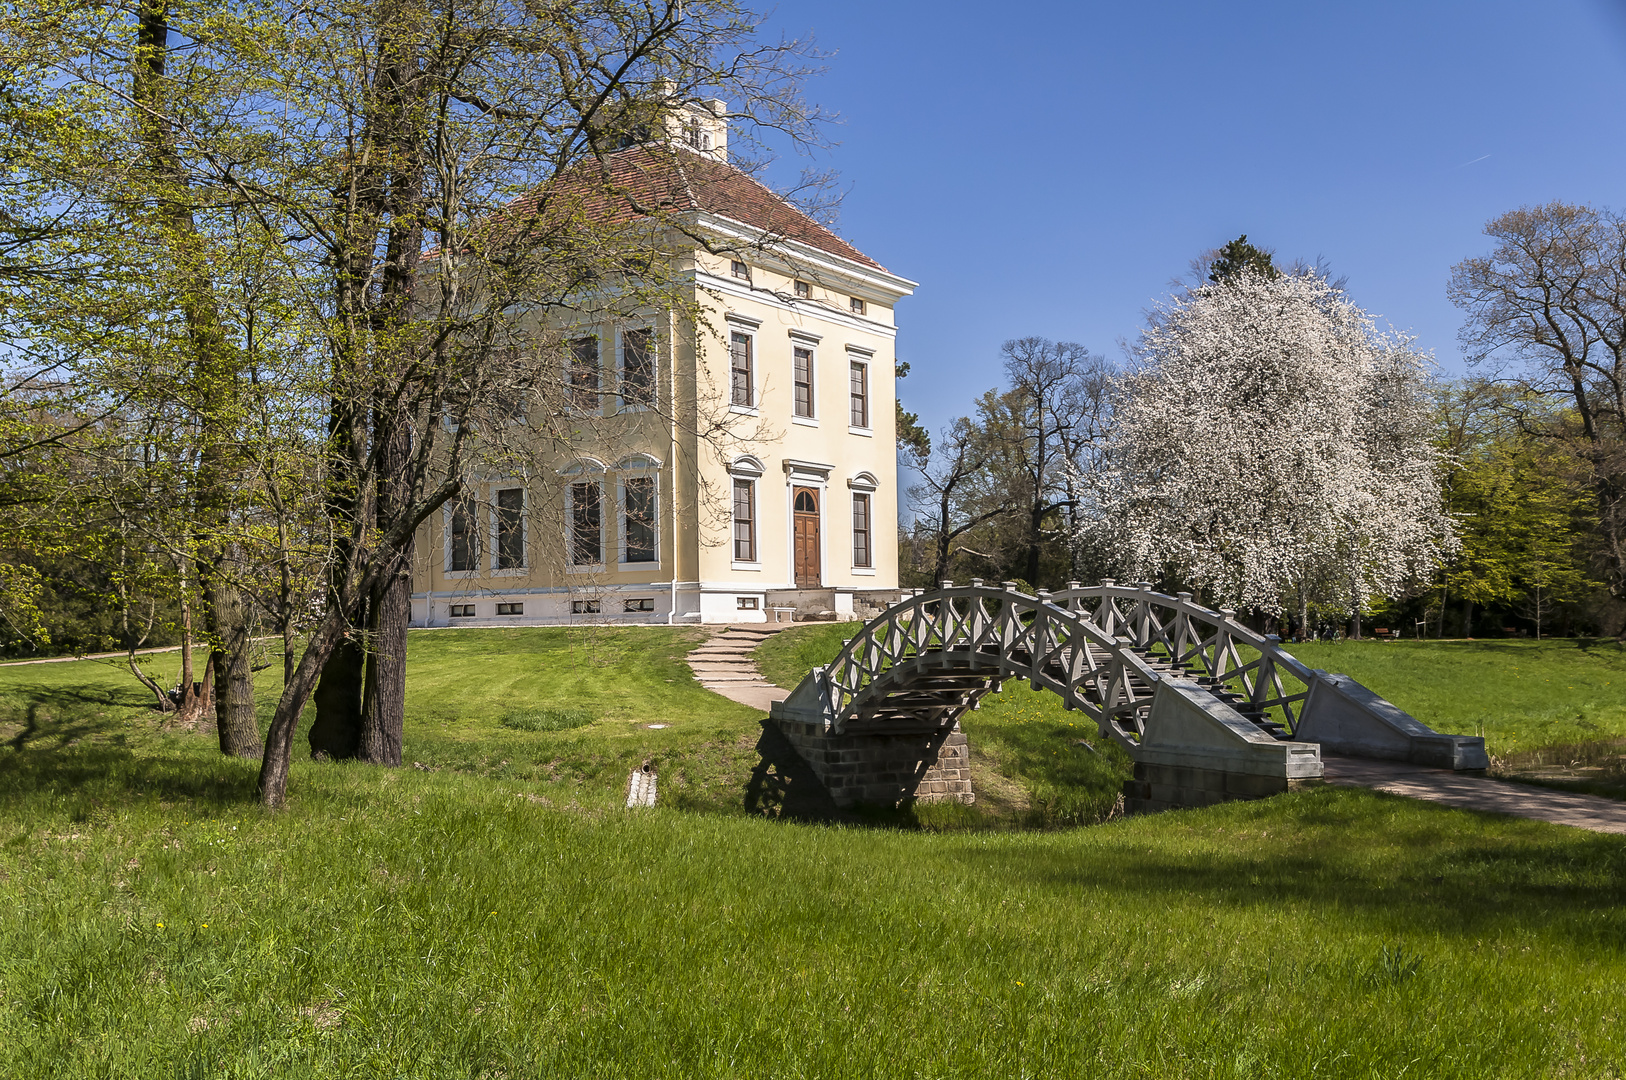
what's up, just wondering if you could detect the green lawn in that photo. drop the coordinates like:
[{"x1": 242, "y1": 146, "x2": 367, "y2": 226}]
[
  {"x1": 1287, "y1": 638, "x2": 1626, "y2": 755},
  {"x1": 0, "y1": 628, "x2": 1624, "y2": 1076}
]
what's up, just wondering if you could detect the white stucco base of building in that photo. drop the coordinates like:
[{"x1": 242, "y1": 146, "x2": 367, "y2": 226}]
[{"x1": 409, "y1": 582, "x2": 905, "y2": 627}]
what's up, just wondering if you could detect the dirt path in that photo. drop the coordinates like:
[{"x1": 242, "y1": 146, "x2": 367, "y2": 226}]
[
  {"x1": 0, "y1": 644, "x2": 192, "y2": 668},
  {"x1": 1325, "y1": 755, "x2": 1626, "y2": 835}
]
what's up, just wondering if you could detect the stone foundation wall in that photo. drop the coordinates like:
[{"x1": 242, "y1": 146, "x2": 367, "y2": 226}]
[
  {"x1": 1122, "y1": 761, "x2": 1318, "y2": 814},
  {"x1": 770, "y1": 718, "x2": 974, "y2": 808}
]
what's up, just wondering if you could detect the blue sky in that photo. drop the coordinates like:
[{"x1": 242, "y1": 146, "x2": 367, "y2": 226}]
[{"x1": 754, "y1": 0, "x2": 1626, "y2": 437}]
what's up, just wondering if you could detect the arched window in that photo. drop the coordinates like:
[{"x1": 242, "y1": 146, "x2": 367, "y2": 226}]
[{"x1": 794, "y1": 490, "x2": 817, "y2": 514}]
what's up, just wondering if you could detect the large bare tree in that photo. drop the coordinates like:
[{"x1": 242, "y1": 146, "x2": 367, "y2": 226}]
[{"x1": 1449, "y1": 202, "x2": 1626, "y2": 612}]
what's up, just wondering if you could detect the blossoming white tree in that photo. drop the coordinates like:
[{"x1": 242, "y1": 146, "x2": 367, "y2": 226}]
[{"x1": 1095, "y1": 272, "x2": 1455, "y2": 631}]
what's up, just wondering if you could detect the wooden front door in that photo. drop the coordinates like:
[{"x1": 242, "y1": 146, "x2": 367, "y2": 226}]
[{"x1": 793, "y1": 487, "x2": 820, "y2": 587}]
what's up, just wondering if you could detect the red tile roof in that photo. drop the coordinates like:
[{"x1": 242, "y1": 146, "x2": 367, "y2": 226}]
[{"x1": 492, "y1": 145, "x2": 886, "y2": 272}]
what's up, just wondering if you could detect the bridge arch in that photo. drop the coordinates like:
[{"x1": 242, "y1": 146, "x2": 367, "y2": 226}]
[{"x1": 768, "y1": 581, "x2": 1487, "y2": 812}]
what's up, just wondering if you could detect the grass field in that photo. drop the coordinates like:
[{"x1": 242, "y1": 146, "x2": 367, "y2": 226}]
[{"x1": 0, "y1": 627, "x2": 1623, "y2": 1076}]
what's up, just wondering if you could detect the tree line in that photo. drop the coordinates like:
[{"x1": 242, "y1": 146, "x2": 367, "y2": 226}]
[{"x1": 900, "y1": 226, "x2": 1626, "y2": 640}]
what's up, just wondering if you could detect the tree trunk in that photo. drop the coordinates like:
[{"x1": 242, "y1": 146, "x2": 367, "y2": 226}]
[
  {"x1": 203, "y1": 557, "x2": 260, "y2": 757},
  {"x1": 359, "y1": 563, "x2": 409, "y2": 765},
  {"x1": 173, "y1": 652, "x2": 215, "y2": 729},
  {"x1": 1351, "y1": 609, "x2": 1362, "y2": 641},
  {"x1": 1026, "y1": 504, "x2": 1043, "y2": 588},
  {"x1": 359, "y1": 411, "x2": 413, "y2": 766},
  {"x1": 308, "y1": 631, "x2": 365, "y2": 759},
  {"x1": 211, "y1": 640, "x2": 259, "y2": 756},
  {"x1": 259, "y1": 614, "x2": 346, "y2": 808}
]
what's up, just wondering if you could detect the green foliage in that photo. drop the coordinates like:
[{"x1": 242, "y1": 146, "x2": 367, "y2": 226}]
[
  {"x1": 1207, "y1": 233, "x2": 1280, "y2": 284},
  {"x1": 894, "y1": 360, "x2": 931, "y2": 462},
  {"x1": 1432, "y1": 384, "x2": 1604, "y2": 634}
]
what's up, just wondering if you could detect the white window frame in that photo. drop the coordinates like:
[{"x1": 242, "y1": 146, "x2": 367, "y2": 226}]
[
  {"x1": 617, "y1": 323, "x2": 657, "y2": 412},
  {"x1": 490, "y1": 484, "x2": 527, "y2": 575},
  {"x1": 726, "y1": 314, "x2": 760, "y2": 415},
  {"x1": 617, "y1": 464, "x2": 662, "y2": 569},
  {"x1": 443, "y1": 496, "x2": 479, "y2": 578},
  {"x1": 566, "y1": 332, "x2": 603, "y2": 416},
  {"x1": 848, "y1": 473, "x2": 879, "y2": 575},
  {"x1": 729, "y1": 455, "x2": 765, "y2": 569},
  {"x1": 847, "y1": 352, "x2": 872, "y2": 435},
  {"x1": 790, "y1": 330, "x2": 820, "y2": 427},
  {"x1": 565, "y1": 477, "x2": 605, "y2": 572}
]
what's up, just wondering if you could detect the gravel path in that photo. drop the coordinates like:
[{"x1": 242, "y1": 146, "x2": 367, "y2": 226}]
[{"x1": 1324, "y1": 754, "x2": 1626, "y2": 835}]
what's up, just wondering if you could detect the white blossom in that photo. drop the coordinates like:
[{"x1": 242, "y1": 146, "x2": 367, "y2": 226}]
[{"x1": 1092, "y1": 272, "x2": 1456, "y2": 614}]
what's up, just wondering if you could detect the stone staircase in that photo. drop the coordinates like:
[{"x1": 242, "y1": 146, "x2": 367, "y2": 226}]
[{"x1": 686, "y1": 624, "x2": 788, "y2": 712}]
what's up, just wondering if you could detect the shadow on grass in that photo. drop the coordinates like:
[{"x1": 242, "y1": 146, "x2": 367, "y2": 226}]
[
  {"x1": 2, "y1": 682, "x2": 154, "y2": 752},
  {"x1": 0, "y1": 681, "x2": 259, "y2": 810},
  {"x1": 968, "y1": 787, "x2": 1626, "y2": 943}
]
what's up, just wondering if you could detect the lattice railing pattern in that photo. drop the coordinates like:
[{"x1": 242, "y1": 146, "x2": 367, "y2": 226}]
[
  {"x1": 1049, "y1": 580, "x2": 1319, "y2": 735},
  {"x1": 815, "y1": 583, "x2": 1169, "y2": 747}
]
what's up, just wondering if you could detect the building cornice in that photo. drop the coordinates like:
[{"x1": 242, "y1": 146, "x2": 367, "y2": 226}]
[
  {"x1": 684, "y1": 211, "x2": 918, "y2": 303},
  {"x1": 692, "y1": 269, "x2": 900, "y2": 340}
]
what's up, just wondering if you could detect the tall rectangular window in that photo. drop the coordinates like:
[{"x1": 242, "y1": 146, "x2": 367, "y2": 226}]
[
  {"x1": 449, "y1": 499, "x2": 475, "y2": 572},
  {"x1": 849, "y1": 361, "x2": 869, "y2": 428},
  {"x1": 730, "y1": 332, "x2": 753, "y2": 407},
  {"x1": 624, "y1": 476, "x2": 657, "y2": 563},
  {"x1": 496, "y1": 487, "x2": 524, "y2": 570},
  {"x1": 570, "y1": 482, "x2": 602, "y2": 565},
  {"x1": 732, "y1": 479, "x2": 755, "y2": 562},
  {"x1": 568, "y1": 336, "x2": 599, "y2": 412},
  {"x1": 621, "y1": 327, "x2": 654, "y2": 407},
  {"x1": 852, "y1": 493, "x2": 872, "y2": 569},
  {"x1": 793, "y1": 346, "x2": 814, "y2": 418}
]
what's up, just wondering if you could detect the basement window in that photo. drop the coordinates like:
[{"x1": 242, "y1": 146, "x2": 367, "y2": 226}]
[
  {"x1": 624, "y1": 598, "x2": 655, "y2": 612},
  {"x1": 571, "y1": 599, "x2": 601, "y2": 614},
  {"x1": 449, "y1": 604, "x2": 475, "y2": 618},
  {"x1": 737, "y1": 596, "x2": 759, "y2": 610},
  {"x1": 496, "y1": 602, "x2": 523, "y2": 616}
]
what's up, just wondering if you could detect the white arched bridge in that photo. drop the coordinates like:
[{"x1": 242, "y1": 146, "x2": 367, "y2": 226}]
[{"x1": 769, "y1": 581, "x2": 1487, "y2": 812}]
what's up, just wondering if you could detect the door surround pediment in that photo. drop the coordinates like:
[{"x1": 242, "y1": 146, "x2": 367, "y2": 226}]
[{"x1": 782, "y1": 457, "x2": 834, "y2": 484}]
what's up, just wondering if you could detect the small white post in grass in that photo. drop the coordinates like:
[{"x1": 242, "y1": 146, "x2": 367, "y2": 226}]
[{"x1": 626, "y1": 760, "x2": 657, "y2": 808}]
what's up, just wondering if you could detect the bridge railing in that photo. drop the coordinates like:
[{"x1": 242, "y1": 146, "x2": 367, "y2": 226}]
[
  {"x1": 1050, "y1": 581, "x2": 1319, "y2": 735},
  {"x1": 820, "y1": 582, "x2": 1168, "y2": 746}
]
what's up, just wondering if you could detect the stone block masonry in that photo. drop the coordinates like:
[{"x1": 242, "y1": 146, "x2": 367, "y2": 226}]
[
  {"x1": 769, "y1": 718, "x2": 974, "y2": 808},
  {"x1": 1122, "y1": 761, "x2": 1320, "y2": 815}
]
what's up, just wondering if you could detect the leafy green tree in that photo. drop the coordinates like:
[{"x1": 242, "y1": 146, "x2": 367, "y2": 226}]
[{"x1": 1436, "y1": 382, "x2": 1596, "y2": 637}]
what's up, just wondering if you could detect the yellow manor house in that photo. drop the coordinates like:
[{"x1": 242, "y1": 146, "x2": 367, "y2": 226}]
[{"x1": 409, "y1": 101, "x2": 917, "y2": 627}]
